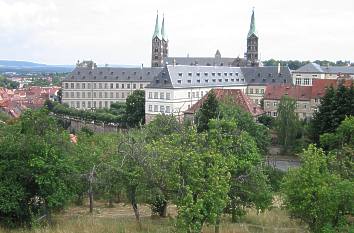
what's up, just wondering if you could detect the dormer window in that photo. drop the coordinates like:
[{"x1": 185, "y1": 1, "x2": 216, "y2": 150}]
[
  {"x1": 268, "y1": 73, "x2": 272, "y2": 77},
  {"x1": 217, "y1": 72, "x2": 221, "y2": 76},
  {"x1": 205, "y1": 79, "x2": 209, "y2": 83},
  {"x1": 178, "y1": 73, "x2": 183, "y2": 77},
  {"x1": 257, "y1": 73, "x2": 261, "y2": 77},
  {"x1": 147, "y1": 72, "x2": 150, "y2": 75},
  {"x1": 134, "y1": 72, "x2": 137, "y2": 75},
  {"x1": 196, "y1": 73, "x2": 200, "y2": 77},
  {"x1": 197, "y1": 80, "x2": 201, "y2": 83},
  {"x1": 272, "y1": 79, "x2": 275, "y2": 82},
  {"x1": 188, "y1": 72, "x2": 192, "y2": 77},
  {"x1": 156, "y1": 79, "x2": 160, "y2": 84},
  {"x1": 82, "y1": 76, "x2": 86, "y2": 79},
  {"x1": 218, "y1": 79, "x2": 222, "y2": 82},
  {"x1": 229, "y1": 73, "x2": 233, "y2": 76},
  {"x1": 140, "y1": 76, "x2": 143, "y2": 80},
  {"x1": 224, "y1": 73, "x2": 227, "y2": 76},
  {"x1": 128, "y1": 76, "x2": 130, "y2": 80},
  {"x1": 89, "y1": 71, "x2": 92, "y2": 75},
  {"x1": 177, "y1": 80, "x2": 182, "y2": 84},
  {"x1": 116, "y1": 76, "x2": 119, "y2": 79},
  {"x1": 204, "y1": 72, "x2": 208, "y2": 76},
  {"x1": 235, "y1": 73, "x2": 239, "y2": 76},
  {"x1": 122, "y1": 72, "x2": 125, "y2": 75},
  {"x1": 110, "y1": 72, "x2": 114, "y2": 75},
  {"x1": 99, "y1": 71, "x2": 103, "y2": 75},
  {"x1": 77, "y1": 71, "x2": 80, "y2": 75},
  {"x1": 104, "y1": 76, "x2": 107, "y2": 79},
  {"x1": 187, "y1": 80, "x2": 191, "y2": 83},
  {"x1": 212, "y1": 73, "x2": 216, "y2": 76},
  {"x1": 251, "y1": 78, "x2": 255, "y2": 82},
  {"x1": 225, "y1": 79, "x2": 229, "y2": 82}
]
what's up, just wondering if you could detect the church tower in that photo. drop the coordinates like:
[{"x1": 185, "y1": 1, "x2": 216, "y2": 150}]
[
  {"x1": 161, "y1": 15, "x2": 169, "y2": 61},
  {"x1": 246, "y1": 9, "x2": 259, "y2": 67},
  {"x1": 151, "y1": 12, "x2": 168, "y2": 67}
]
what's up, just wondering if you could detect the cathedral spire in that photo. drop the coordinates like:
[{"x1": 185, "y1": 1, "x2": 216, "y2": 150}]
[
  {"x1": 247, "y1": 8, "x2": 258, "y2": 38},
  {"x1": 161, "y1": 14, "x2": 167, "y2": 41},
  {"x1": 152, "y1": 11, "x2": 161, "y2": 39}
]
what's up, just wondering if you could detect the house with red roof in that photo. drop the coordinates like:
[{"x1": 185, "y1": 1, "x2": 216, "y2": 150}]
[
  {"x1": 184, "y1": 88, "x2": 264, "y2": 122},
  {"x1": 264, "y1": 79, "x2": 353, "y2": 120}
]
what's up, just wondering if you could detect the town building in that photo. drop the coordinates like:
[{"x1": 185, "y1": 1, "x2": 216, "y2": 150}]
[
  {"x1": 144, "y1": 65, "x2": 248, "y2": 122},
  {"x1": 61, "y1": 61, "x2": 162, "y2": 109},
  {"x1": 263, "y1": 79, "x2": 353, "y2": 120},
  {"x1": 154, "y1": 9, "x2": 260, "y2": 67},
  {"x1": 292, "y1": 62, "x2": 354, "y2": 86},
  {"x1": 184, "y1": 88, "x2": 264, "y2": 122}
]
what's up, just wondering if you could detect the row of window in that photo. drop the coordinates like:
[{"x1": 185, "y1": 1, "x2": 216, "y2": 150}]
[
  {"x1": 148, "y1": 92, "x2": 171, "y2": 100},
  {"x1": 267, "y1": 111, "x2": 308, "y2": 118},
  {"x1": 187, "y1": 90, "x2": 206, "y2": 99},
  {"x1": 64, "y1": 91, "x2": 131, "y2": 99},
  {"x1": 148, "y1": 105, "x2": 171, "y2": 113},
  {"x1": 248, "y1": 88, "x2": 265, "y2": 94},
  {"x1": 295, "y1": 78, "x2": 311, "y2": 85},
  {"x1": 64, "y1": 82, "x2": 144, "y2": 90},
  {"x1": 176, "y1": 78, "x2": 244, "y2": 84},
  {"x1": 265, "y1": 101, "x2": 308, "y2": 109},
  {"x1": 69, "y1": 100, "x2": 116, "y2": 109},
  {"x1": 178, "y1": 72, "x2": 239, "y2": 77}
]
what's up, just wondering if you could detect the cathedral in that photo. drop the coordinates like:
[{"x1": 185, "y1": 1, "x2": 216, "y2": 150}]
[{"x1": 151, "y1": 9, "x2": 259, "y2": 68}]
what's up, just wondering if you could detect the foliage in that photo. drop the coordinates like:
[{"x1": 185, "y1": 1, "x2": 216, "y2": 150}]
[
  {"x1": 0, "y1": 109, "x2": 76, "y2": 227},
  {"x1": 257, "y1": 114, "x2": 274, "y2": 128},
  {"x1": 310, "y1": 84, "x2": 354, "y2": 143},
  {"x1": 281, "y1": 145, "x2": 354, "y2": 232},
  {"x1": 29, "y1": 78, "x2": 51, "y2": 87},
  {"x1": 144, "y1": 114, "x2": 182, "y2": 142},
  {"x1": 263, "y1": 166, "x2": 285, "y2": 192},
  {"x1": 0, "y1": 111, "x2": 11, "y2": 122},
  {"x1": 0, "y1": 76, "x2": 19, "y2": 89},
  {"x1": 219, "y1": 103, "x2": 271, "y2": 156},
  {"x1": 195, "y1": 90, "x2": 219, "y2": 132},
  {"x1": 275, "y1": 96, "x2": 299, "y2": 153},
  {"x1": 125, "y1": 90, "x2": 145, "y2": 127},
  {"x1": 262, "y1": 59, "x2": 352, "y2": 70}
]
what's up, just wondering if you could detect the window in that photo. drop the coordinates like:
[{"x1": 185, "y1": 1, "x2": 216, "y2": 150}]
[
  {"x1": 110, "y1": 92, "x2": 113, "y2": 98},
  {"x1": 93, "y1": 83, "x2": 97, "y2": 89},
  {"x1": 133, "y1": 84, "x2": 136, "y2": 89},
  {"x1": 197, "y1": 80, "x2": 201, "y2": 83},
  {"x1": 88, "y1": 83, "x2": 91, "y2": 89},
  {"x1": 201, "y1": 91, "x2": 204, "y2": 96},
  {"x1": 149, "y1": 105, "x2": 152, "y2": 112},
  {"x1": 104, "y1": 92, "x2": 108, "y2": 98},
  {"x1": 99, "y1": 101, "x2": 102, "y2": 108},
  {"x1": 218, "y1": 79, "x2": 222, "y2": 82},
  {"x1": 127, "y1": 84, "x2": 131, "y2": 89},
  {"x1": 154, "y1": 105, "x2": 158, "y2": 112},
  {"x1": 204, "y1": 72, "x2": 208, "y2": 76},
  {"x1": 70, "y1": 83, "x2": 74, "y2": 89},
  {"x1": 196, "y1": 92, "x2": 199, "y2": 98},
  {"x1": 225, "y1": 79, "x2": 229, "y2": 82},
  {"x1": 99, "y1": 83, "x2": 102, "y2": 89},
  {"x1": 99, "y1": 92, "x2": 102, "y2": 98},
  {"x1": 304, "y1": 104, "x2": 307, "y2": 109},
  {"x1": 104, "y1": 101, "x2": 108, "y2": 108},
  {"x1": 76, "y1": 92, "x2": 80, "y2": 98},
  {"x1": 82, "y1": 101, "x2": 86, "y2": 108},
  {"x1": 235, "y1": 73, "x2": 239, "y2": 76},
  {"x1": 231, "y1": 79, "x2": 235, "y2": 82},
  {"x1": 121, "y1": 84, "x2": 125, "y2": 89},
  {"x1": 212, "y1": 79, "x2": 216, "y2": 82},
  {"x1": 76, "y1": 83, "x2": 80, "y2": 89},
  {"x1": 196, "y1": 73, "x2": 200, "y2": 77},
  {"x1": 149, "y1": 92, "x2": 152, "y2": 99},
  {"x1": 224, "y1": 72, "x2": 228, "y2": 76},
  {"x1": 256, "y1": 89, "x2": 259, "y2": 94},
  {"x1": 104, "y1": 83, "x2": 108, "y2": 89},
  {"x1": 304, "y1": 78, "x2": 310, "y2": 85},
  {"x1": 266, "y1": 101, "x2": 270, "y2": 107},
  {"x1": 110, "y1": 83, "x2": 113, "y2": 89},
  {"x1": 160, "y1": 106, "x2": 165, "y2": 113},
  {"x1": 212, "y1": 72, "x2": 216, "y2": 76},
  {"x1": 249, "y1": 89, "x2": 253, "y2": 94},
  {"x1": 140, "y1": 84, "x2": 143, "y2": 89},
  {"x1": 154, "y1": 92, "x2": 158, "y2": 99},
  {"x1": 88, "y1": 101, "x2": 91, "y2": 108},
  {"x1": 188, "y1": 72, "x2": 192, "y2": 77},
  {"x1": 122, "y1": 92, "x2": 125, "y2": 98},
  {"x1": 82, "y1": 92, "x2": 86, "y2": 98},
  {"x1": 273, "y1": 102, "x2": 277, "y2": 107},
  {"x1": 166, "y1": 93, "x2": 171, "y2": 100},
  {"x1": 296, "y1": 78, "x2": 301, "y2": 85},
  {"x1": 93, "y1": 92, "x2": 97, "y2": 98},
  {"x1": 115, "y1": 83, "x2": 119, "y2": 89},
  {"x1": 205, "y1": 79, "x2": 209, "y2": 83},
  {"x1": 261, "y1": 89, "x2": 264, "y2": 94},
  {"x1": 192, "y1": 92, "x2": 195, "y2": 98},
  {"x1": 273, "y1": 112, "x2": 278, "y2": 117},
  {"x1": 160, "y1": 92, "x2": 164, "y2": 99},
  {"x1": 64, "y1": 92, "x2": 69, "y2": 98},
  {"x1": 178, "y1": 73, "x2": 183, "y2": 77},
  {"x1": 76, "y1": 101, "x2": 80, "y2": 108},
  {"x1": 217, "y1": 72, "x2": 221, "y2": 76},
  {"x1": 188, "y1": 92, "x2": 191, "y2": 98},
  {"x1": 166, "y1": 106, "x2": 170, "y2": 113},
  {"x1": 177, "y1": 80, "x2": 182, "y2": 84},
  {"x1": 116, "y1": 93, "x2": 119, "y2": 98},
  {"x1": 65, "y1": 83, "x2": 69, "y2": 89},
  {"x1": 70, "y1": 92, "x2": 74, "y2": 98}
]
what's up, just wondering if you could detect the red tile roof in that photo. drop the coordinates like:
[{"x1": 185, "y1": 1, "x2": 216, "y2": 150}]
[
  {"x1": 185, "y1": 88, "x2": 264, "y2": 117},
  {"x1": 265, "y1": 85, "x2": 312, "y2": 101}
]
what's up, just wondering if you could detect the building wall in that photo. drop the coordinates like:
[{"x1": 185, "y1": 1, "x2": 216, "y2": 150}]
[
  {"x1": 292, "y1": 72, "x2": 325, "y2": 86},
  {"x1": 145, "y1": 85, "x2": 247, "y2": 123},
  {"x1": 62, "y1": 81, "x2": 149, "y2": 109},
  {"x1": 263, "y1": 99, "x2": 313, "y2": 120},
  {"x1": 246, "y1": 85, "x2": 266, "y2": 105}
]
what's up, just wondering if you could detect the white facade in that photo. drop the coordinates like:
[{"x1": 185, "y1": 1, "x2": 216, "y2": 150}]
[{"x1": 292, "y1": 72, "x2": 325, "y2": 86}]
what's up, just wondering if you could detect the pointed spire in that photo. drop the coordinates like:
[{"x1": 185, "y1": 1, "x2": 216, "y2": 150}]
[
  {"x1": 247, "y1": 8, "x2": 258, "y2": 38},
  {"x1": 152, "y1": 11, "x2": 161, "y2": 39},
  {"x1": 161, "y1": 14, "x2": 167, "y2": 41}
]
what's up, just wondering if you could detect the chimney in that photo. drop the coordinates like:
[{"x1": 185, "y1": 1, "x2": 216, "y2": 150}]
[
  {"x1": 277, "y1": 63, "x2": 281, "y2": 74},
  {"x1": 141, "y1": 63, "x2": 144, "y2": 69}
]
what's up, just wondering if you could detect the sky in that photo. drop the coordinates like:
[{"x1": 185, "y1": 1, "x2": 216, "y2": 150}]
[{"x1": 0, "y1": 0, "x2": 353, "y2": 66}]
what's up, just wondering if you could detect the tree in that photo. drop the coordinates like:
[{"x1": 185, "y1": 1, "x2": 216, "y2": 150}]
[
  {"x1": 0, "y1": 109, "x2": 76, "y2": 227},
  {"x1": 195, "y1": 90, "x2": 219, "y2": 132},
  {"x1": 257, "y1": 114, "x2": 274, "y2": 128},
  {"x1": 281, "y1": 145, "x2": 354, "y2": 232},
  {"x1": 275, "y1": 96, "x2": 299, "y2": 153},
  {"x1": 125, "y1": 90, "x2": 145, "y2": 127}
]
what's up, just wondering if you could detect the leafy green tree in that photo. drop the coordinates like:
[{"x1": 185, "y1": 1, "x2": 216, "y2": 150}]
[
  {"x1": 145, "y1": 114, "x2": 182, "y2": 142},
  {"x1": 281, "y1": 145, "x2": 354, "y2": 232},
  {"x1": 125, "y1": 90, "x2": 145, "y2": 127},
  {"x1": 275, "y1": 96, "x2": 299, "y2": 153},
  {"x1": 0, "y1": 109, "x2": 76, "y2": 227},
  {"x1": 0, "y1": 76, "x2": 19, "y2": 89},
  {"x1": 195, "y1": 90, "x2": 219, "y2": 132},
  {"x1": 257, "y1": 114, "x2": 274, "y2": 128},
  {"x1": 219, "y1": 103, "x2": 270, "y2": 156}
]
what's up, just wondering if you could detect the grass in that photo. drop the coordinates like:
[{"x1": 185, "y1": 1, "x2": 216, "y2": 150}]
[{"x1": 0, "y1": 202, "x2": 309, "y2": 233}]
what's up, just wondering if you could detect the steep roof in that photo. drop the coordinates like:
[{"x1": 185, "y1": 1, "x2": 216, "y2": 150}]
[
  {"x1": 247, "y1": 9, "x2": 258, "y2": 38},
  {"x1": 146, "y1": 65, "x2": 246, "y2": 89},
  {"x1": 241, "y1": 66, "x2": 292, "y2": 85},
  {"x1": 311, "y1": 79, "x2": 337, "y2": 98},
  {"x1": 264, "y1": 85, "x2": 312, "y2": 101},
  {"x1": 161, "y1": 15, "x2": 167, "y2": 41},
  {"x1": 320, "y1": 66, "x2": 354, "y2": 74},
  {"x1": 63, "y1": 67, "x2": 163, "y2": 82},
  {"x1": 165, "y1": 57, "x2": 237, "y2": 67},
  {"x1": 185, "y1": 88, "x2": 264, "y2": 117},
  {"x1": 152, "y1": 13, "x2": 161, "y2": 39},
  {"x1": 295, "y1": 63, "x2": 323, "y2": 73}
]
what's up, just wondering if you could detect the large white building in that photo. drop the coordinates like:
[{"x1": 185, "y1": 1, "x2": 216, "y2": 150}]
[
  {"x1": 144, "y1": 65, "x2": 292, "y2": 122},
  {"x1": 292, "y1": 63, "x2": 354, "y2": 86},
  {"x1": 62, "y1": 61, "x2": 162, "y2": 109}
]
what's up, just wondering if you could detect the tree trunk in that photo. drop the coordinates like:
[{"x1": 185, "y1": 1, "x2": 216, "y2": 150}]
[
  {"x1": 214, "y1": 215, "x2": 221, "y2": 233},
  {"x1": 231, "y1": 200, "x2": 237, "y2": 223},
  {"x1": 108, "y1": 197, "x2": 114, "y2": 208},
  {"x1": 89, "y1": 189, "x2": 94, "y2": 213},
  {"x1": 128, "y1": 186, "x2": 142, "y2": 229},
  {"x1": 160, "y1": 200, "x2": 168, "y2": 217},
  {"x1": 44, "y1": 201, "x2": 52, "y2": 225}
]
